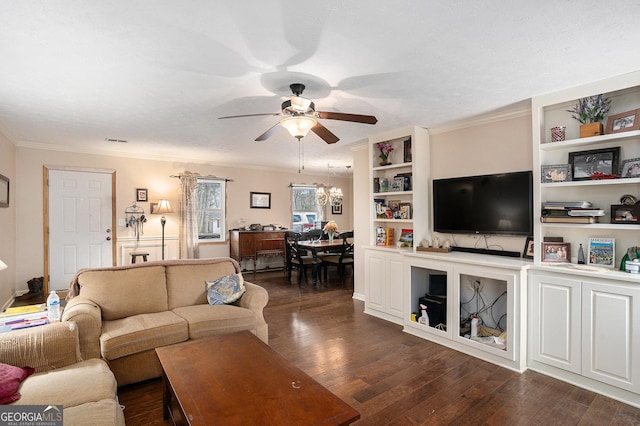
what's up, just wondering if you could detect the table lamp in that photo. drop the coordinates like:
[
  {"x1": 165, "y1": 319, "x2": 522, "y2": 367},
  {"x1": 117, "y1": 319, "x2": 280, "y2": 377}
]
[{"x1": 152, "y1": 199, "x2": 174, "y2": 260}]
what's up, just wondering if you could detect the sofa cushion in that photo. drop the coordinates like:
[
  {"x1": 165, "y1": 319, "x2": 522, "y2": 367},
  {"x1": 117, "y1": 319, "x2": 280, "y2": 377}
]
[
  {"x1": 0, "y1": 363, "x2": 34, "y2": 404},
  {"x1": 100, "y1": 311, "x2": 188, "y2": 360},
  {"x1": 11, "y1": 359, "x2": 117, "y2": 408},
  {"x1": 206, "y1": 274, "x2": 246, "y2": 305},
  {"x1": 166, "y1": 261, "x2": 238, "y2": 310},
  {"x1": 77, "y1": 266, "x2": 168, "y2": 321},
  {"x1": 172, "y1": 305, "x2": 257, "y2": 340},
  {"x1": 64, "y1": 399, "x2": 125, "y2": 426}
]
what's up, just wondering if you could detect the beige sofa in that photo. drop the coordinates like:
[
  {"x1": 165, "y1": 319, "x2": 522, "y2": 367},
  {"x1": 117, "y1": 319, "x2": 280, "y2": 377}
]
[
  {"x1": 62, "y1": 257, "x2": 269, "y2": 386},
  {"x1": 0, "y1": 322, "x2": 125, "y2": 425}
]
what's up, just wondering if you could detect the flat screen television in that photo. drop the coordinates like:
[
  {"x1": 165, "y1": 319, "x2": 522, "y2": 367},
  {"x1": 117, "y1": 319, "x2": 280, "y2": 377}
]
[{"x1": 433, "y1": 171, "x2": 533, "y2": 236}]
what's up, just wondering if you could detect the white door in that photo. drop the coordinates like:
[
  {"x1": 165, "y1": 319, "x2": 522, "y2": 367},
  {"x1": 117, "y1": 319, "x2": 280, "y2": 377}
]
[{"x1": 48, "y1": 169, "x2": 113, "y2": 290}]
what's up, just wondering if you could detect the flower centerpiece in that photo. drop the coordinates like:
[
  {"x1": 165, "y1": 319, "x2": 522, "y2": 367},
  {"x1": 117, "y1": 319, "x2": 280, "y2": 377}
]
[
  {"x1": 567, "y1": 94, "x2": 611, "y2": 138},
  {"x1": 376, "y1": 142, "x2": 394, "y2": 166},
  {"x1": 323, "y1": 221, "x2": 338, "y2": 242}
]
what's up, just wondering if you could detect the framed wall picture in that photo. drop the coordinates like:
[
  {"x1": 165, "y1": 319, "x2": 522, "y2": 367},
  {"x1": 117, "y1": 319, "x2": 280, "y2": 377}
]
[
  {"x1": 588, "y1": 237, "x2": 615, "y2": 268},
  {"x1": 620, "y1": 157, "x2": 640, "y2": 178},
  {"x1": 568, "y1": 147, "x2": 620, "y2": 180},
  {"x1": 331, "y1": 204, "x2": 342, "y2": 214},
  {"x1": 522, "y1": 236, "x2": 534, "y2": 259},
  {"x1": 610, "y1": 204, "x2": 640, "y2": 224},
  {"x1": 0, "y1": 174, "x2": 9, "y2": 207},
  {"x1": 541, "y1": 164, "x2": 571, "y2": 183},
  {"x1": 403, "y1": 137, "x2": 412, "y2": 163},
  {"x1": 605, "y1": 109, "x2": 640, "y2": 134},
  {"x1": 250, "y1": 192, "x2": 271, "y2": 209},
  {"x1": 541, "y1": 242, "x2": 571, "y2": 263},
  {"x1": 136, "y1": 188, "x2": 148, "y2": 202}
]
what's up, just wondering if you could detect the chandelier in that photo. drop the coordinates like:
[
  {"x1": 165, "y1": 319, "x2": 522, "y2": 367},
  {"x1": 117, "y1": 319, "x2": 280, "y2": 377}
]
[{"x1": 315, "y1": 164, "x2": 344, "y2": 207}]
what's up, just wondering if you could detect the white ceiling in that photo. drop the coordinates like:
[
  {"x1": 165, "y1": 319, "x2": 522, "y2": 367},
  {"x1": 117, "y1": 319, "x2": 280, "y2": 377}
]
[{"x1": 1, "y1": 1, "x2": 639, "y2": 174}]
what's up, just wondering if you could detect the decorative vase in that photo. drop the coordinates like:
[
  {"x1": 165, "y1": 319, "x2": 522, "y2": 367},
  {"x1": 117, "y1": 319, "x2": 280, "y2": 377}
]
[
  {"x1": 328, "y1": 232, "x2": 334, "y2": 243},
  {"x1": 379, "y1": 160, "x2": 391, "y2": 167},
  {"x1": 579, "y1": 122, "x2": 603, "y2": 138},
  {"x1": 550, "y1": 126, "x2": 566, "y2": 142}
]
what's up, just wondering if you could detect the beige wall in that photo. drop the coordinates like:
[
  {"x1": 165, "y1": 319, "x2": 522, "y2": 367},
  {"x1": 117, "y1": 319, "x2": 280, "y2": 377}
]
[
  {"x1": 429, "y1": 113, "x2": 532, "y2": 253},
  {"x1": 13, "y1": 148, "x2": 352, "y2": 296},
  {"x1": 0, "y1": 131, "x2": 16, "y2": 310}
]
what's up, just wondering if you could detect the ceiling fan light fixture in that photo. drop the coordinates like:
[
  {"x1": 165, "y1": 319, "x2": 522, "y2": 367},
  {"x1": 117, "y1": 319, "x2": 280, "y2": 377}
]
[{"x1": 280, "y1": 116, "x2": 317, "y2": 140}]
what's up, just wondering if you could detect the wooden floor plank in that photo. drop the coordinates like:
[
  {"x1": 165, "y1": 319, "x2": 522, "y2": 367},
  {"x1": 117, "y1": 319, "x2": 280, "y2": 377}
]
[{"x1": 118, "y1": 270, "x2": 640, "y2": 425}]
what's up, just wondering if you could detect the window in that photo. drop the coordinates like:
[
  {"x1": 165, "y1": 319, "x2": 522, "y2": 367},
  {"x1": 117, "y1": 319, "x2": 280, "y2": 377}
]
[
  {"x1": 291, "y1": 185, "x2": 319, "y2": 232},
  {"x1": 197, "y1": 178, "x2": 226, "y2": 242}
]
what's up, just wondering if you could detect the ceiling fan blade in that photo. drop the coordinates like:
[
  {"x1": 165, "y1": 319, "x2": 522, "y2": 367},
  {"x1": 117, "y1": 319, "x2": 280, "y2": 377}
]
[
  {"x1": 255, "y1": 123, "x2": 281, "y2": 141},
  {"x1": 219, "y1": 112, "x2": 281, "y2": 119},
  {"x1": 317, "y1": 111, "x2": 378, "y2": 125},
  {"x1": 311, "y1": 122, "x2": 340, "y2": 144}
]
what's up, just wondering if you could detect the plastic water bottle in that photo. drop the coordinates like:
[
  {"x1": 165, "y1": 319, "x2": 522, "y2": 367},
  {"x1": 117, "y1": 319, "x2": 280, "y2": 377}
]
[
  {"x1": 47, "y1": 291, "x2": 60, "y2": 322},
  {"x1": 471, "y1": 315, "x2": 479, "y2": 339}
]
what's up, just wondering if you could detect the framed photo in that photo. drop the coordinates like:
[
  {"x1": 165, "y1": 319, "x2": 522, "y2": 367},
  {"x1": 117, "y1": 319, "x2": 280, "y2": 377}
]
[
  {"x1": 403, "y1": 137, "x2": 412, "y2": 163},
  {"x1": 522, "y1": 236, "x2": 534, "y2": 259},
  {"x1": 588, "y1": 237, "x2": 615, "y2": 268},
  {"x1": 620, "y1": 157, "x2": 640, "y2": 178},
  {"x1": 0, "y1": 174, "x2": 9, "y2": 208},
  {"x1": 568, "y1": 147, "x2": 620, "y2": 180},
  {"x1": 541, "y1": 164, "x2": 571, "y2": 183},
  {"x1": 605, "y1": 109, "x2": 640, "y2": 134},
  {"x1": 136, "y1": 188, "x2": 148, "y2": 202},
  {"x1": 250, "y1": 192, "x2": 271, "y2": 209},
  {"x1": 331, "y1": 204, "x2": 342, "y2": 215},
  {"x1": 610, "y1": 204, "x2": 640, "y2": 224},
  {"x1": 541, "y1": 242, "x2": 571, "y2": 263}
]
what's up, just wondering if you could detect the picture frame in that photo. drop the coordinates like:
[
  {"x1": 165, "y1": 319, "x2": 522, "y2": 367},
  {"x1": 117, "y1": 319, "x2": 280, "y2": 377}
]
[
  {"x1": 620, "y1": 157, "x2": 640, "y2": 178},
  {"x1": 136, "y1": 188, "x2": 148, "y2": 202},
  {"x1": 568, "y1": 147, "x2": 620, "y2": 181},
  {"x1": 541, "y1": 164, "x2": 571, "y2": 183},
  {"x1": 610, "y1": 204, "x2": 640, "y2": 224},
  {"x1": 522, "y1": 236, "x2": 534, "y2": 259},
  {"x1": 541, "y1": 242, "x2": 571, "y2": 263},
  {"x1": 605, "y1": 109, "x2": 640, "y2": 134},
  {"x1": 250, "y1": 192, "x2": 271, "y2": 209},
  {"x1": 403, "y1": 137, "x2": 412, "y2": 163},
  {"x1": 588, "y1": 237, "x2": 615, "y2": 268},
  {"x1": 331, "y1": 204, "x2": 342, "y2": 215},
  {"x1": 0, "y1": 174, "x2": 9, "y2": 208}
]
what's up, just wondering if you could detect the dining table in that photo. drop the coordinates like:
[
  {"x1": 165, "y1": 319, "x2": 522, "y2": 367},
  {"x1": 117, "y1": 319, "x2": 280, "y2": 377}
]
[{"x1": 297, "y1": 239, "x2": 344, "y2": 284}]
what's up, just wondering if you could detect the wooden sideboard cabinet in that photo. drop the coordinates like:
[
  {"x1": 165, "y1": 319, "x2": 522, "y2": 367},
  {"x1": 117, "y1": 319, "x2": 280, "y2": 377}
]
[{"x1": 229, "y1": 230, "x2": 285, "y2": 274}]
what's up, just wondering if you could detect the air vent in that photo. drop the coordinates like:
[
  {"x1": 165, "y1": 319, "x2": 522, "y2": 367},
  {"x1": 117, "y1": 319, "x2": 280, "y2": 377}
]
[{"x1": 105, "y1": 138, "x2": 128, "y2": 143}]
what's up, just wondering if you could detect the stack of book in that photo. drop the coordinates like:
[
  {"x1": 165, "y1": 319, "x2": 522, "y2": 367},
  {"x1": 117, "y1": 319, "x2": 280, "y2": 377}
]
[
  {"x1": 541, "y1": 201, "x2": 605, "y2": 224},
  {"x1": 0, "y1": 304, "x2": 49, "y2": 332}
]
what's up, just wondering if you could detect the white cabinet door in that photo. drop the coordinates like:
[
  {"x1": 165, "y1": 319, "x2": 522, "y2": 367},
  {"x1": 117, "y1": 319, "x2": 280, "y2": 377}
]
[
  {"x1": 529, "y1": 273, "x2": 581, "y2": 374},
  {"x1": 582, "y1": 281, "x2": 640, "y2": 393},
  {"x1": 364, "y1": 249, "x2": 403, "y2": 324},
  {"x1": 364, "y1": 250, "x2": 385, "y2": 312},
  {"x1": 386, "y1": 255, "x2": 404, "y2": 319}
]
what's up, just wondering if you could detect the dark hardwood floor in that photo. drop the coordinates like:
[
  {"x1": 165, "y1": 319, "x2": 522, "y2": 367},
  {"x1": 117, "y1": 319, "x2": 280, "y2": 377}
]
[{"x1": 118, "y1": 270, "x2": 640, "y2": 425}]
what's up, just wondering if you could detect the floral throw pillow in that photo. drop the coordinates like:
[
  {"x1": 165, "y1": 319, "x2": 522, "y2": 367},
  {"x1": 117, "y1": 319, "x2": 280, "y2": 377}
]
[
  {"x1": 205, "y1": 274, "x2": 246, "y2": 305},
  {"x1": 0, "y1": 363, "x2": 34, "y2": 404}
]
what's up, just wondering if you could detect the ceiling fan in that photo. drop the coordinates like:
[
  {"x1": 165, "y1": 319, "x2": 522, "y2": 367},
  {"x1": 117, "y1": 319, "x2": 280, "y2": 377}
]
[{"x1": 218, "y1": 83, "x2": 377, "y2": 144}]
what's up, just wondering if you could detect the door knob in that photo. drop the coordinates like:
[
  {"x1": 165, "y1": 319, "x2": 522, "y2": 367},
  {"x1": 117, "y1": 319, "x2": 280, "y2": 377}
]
[
  {"x1": 106, "y1": 236, "x2": 111, "y2": 241},
  {"x1": 106, "y1": 229, "x2": 111, "y2": 233}
]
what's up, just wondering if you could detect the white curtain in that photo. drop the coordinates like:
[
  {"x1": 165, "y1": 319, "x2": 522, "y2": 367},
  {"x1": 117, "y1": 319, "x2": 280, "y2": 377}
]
[{"x1": 179, "y1": 171, "x2": 200, "y2": 259}]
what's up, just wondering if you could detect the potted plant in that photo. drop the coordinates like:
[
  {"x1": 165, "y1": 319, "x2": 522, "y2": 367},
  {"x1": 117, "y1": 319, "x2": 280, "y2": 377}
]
[
  {"x1": 567, "y1": 94, "x2": 611, "y2": 138},
  {"x1": 376, "y1": 142, "x2": 394, "y2": 166}
]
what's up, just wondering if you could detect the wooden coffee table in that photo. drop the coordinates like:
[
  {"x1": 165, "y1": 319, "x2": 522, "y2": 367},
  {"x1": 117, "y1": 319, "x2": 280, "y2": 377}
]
[{"x1": 155, "y1": 331, "x2": 360, "y2": 425}]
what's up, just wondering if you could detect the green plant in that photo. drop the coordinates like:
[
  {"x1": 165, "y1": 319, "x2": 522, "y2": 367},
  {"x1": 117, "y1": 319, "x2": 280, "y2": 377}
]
[{"x1": 567, "y1": 94, "x2": 611, "y2": 124}]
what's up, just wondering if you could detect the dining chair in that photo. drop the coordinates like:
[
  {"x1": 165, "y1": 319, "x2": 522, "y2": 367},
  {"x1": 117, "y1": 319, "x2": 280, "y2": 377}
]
[
  {"x1": 284, "y1": 231, "x2": 319, "y2": 286},
  {"x1": 321, "y1": 231, "x2": 354, "y2": 284}
]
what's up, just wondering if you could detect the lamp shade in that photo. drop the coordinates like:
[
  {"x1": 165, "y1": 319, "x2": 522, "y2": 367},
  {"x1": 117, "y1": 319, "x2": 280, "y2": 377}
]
[
  {"x1": 152, "y1": 199, "x2": 174, "y2": 215},
  {"x1": 280, "y1": 116, "x2": 317, "y2": 140},
  {"x1": 0, "y1": 259, "x2": 7, "y2": 271}
]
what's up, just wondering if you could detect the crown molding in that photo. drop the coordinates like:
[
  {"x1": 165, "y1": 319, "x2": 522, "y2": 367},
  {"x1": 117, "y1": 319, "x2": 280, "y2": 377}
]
[{"x1": 428, "y1": 104, "x2": 531, "y2": 135}]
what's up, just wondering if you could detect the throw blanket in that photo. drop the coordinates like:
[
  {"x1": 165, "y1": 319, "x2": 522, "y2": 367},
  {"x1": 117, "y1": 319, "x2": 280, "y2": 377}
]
[{"x1": 66, "y1": 257, "x2": 242, "y2": 300}]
